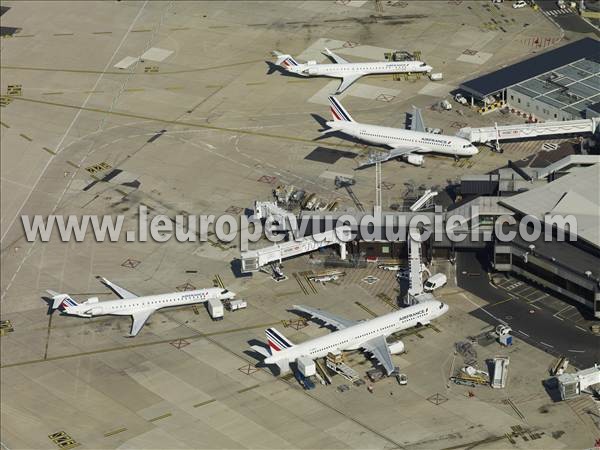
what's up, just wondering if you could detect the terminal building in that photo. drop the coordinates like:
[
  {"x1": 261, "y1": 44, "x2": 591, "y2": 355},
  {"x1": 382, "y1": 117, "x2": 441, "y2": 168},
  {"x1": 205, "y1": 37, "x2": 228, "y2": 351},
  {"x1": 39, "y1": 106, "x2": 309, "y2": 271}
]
[
  {"x1": 490, "y1": 162, "x2": 600, "y2": 318},
  {"x1": 460, "y1": 38, "x2": 600, "y2": 121}
]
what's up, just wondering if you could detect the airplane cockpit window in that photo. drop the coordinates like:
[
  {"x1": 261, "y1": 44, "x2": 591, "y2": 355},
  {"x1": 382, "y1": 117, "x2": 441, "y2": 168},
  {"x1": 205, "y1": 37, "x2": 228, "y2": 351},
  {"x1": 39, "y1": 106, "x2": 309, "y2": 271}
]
[
  {"x1": 221, "y1": 290, "x2": 229, "y2": 294},
  {"x1": 439, "y1": 302, "x2": 445, "y2": 309}
]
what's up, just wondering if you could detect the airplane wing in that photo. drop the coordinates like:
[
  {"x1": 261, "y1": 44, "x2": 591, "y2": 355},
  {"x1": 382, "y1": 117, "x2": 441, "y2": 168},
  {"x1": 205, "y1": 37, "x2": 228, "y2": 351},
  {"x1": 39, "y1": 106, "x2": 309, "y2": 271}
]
[
  {"x1": 408, "y1": 106, "x2": 426, "y2": 132},
  {"x1": 336, "y1": 74, "x2": 363, "y2": 94},
  {"x1": 129, "y1": 309, "x2": 155, "y2": 337},
  {"x1": 323, "y1": 47, "x2": 349, "y2": 64},
  {"x1": 358, "y1": 145, "x2": 421, "y2": 168},
  {"x1": 389, "y1": 146, "x2": 420, "y2": 158},
  {"x1": 293, "y1": 304, "x2": 358, "y2": 330},
  {"x1": 362, "y1": 335, "x2": 395, "y2": 375},
  {"x1": 97, "y1": 276, "x2": 138, "y2": 299}
]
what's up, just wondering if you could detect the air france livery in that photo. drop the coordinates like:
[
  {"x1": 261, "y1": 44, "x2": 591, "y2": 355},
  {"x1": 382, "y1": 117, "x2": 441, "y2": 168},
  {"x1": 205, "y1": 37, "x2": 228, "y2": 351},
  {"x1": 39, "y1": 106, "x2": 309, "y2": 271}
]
[
  {"x1": 325, "y1": 96, "x2": 479, "y2": 167},
  {"x1": 252, "y1": 300, "x2": 448, "y2": 375},
  {"x1": 47, "y1": 277, "x2": 235, "y2": 336},
  {"x1": 273, "y1": 47, "x2": 432, "y2": 94}
]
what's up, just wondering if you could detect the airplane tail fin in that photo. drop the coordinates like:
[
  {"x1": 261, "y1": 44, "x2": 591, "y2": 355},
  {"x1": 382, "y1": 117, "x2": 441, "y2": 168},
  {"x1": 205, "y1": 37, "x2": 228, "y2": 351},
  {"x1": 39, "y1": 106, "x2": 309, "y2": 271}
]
[
  {"x1": 328, "y1": 96, "x2": 354, "y2": 122},
  {"x1": 46, "y1": 290, "x2": 78, "y2": 311},
  {"x1": 273, "y1": 51, "x2": 300, "y2": 69},
  {"x1": 265, "y1": 327, "x2": 295, "y2": 353}
]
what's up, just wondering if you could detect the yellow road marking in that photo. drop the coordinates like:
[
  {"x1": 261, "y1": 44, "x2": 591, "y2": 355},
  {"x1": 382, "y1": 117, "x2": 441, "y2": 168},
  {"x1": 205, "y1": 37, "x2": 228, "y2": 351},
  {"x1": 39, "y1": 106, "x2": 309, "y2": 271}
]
[
  {"x1": 103, "y1": 428, "x2": 127, "y2": 437},
  {"x1": 6, "y1": 96, "x2": 360, "y2": 150},
  {"x1": 148, "y1": 413, "x2": 171, "y2": 422},
  {"x1": 3, "y1": 59, "x2": 264, "y2": 75},
  {"x1": 237, "y1": 384, "x2": 259, "y2": 394},
  {"x1": 193, "y1": 399, "x2": 216, "y2": 408},
  {"x1": 487, "y1": 297, "x2": 513, "y2": 308}
]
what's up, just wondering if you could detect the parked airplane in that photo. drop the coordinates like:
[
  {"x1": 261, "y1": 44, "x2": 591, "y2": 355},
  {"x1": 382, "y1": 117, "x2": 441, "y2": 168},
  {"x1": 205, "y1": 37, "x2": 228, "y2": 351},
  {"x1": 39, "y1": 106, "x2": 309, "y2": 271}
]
[
  {"x1": 273, "y1": 48, "x2": 432, "y2": 94},
  {"x1": 47, "y1": 277, "x2": 236, "y2": 336},
  {"x1": 252, "y1": 300, "x2": 448, "y2": 375},
  {"x1": 324, "y1": 96, "x2": 479, "y2": 166}
]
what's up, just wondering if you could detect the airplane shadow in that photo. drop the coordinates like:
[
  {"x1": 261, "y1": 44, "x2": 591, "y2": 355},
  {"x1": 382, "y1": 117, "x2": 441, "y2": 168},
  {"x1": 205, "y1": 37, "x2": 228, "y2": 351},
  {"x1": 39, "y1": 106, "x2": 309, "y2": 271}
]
[
  {"x1": 40, "y1": 295, "x2": 55, "y2": 316},
  {"x1": 264, "y1": 61, "x2": 306, "y2": 79},
  {"x1": 244, "y1": 339, "x2": 280, "y2": 376}
]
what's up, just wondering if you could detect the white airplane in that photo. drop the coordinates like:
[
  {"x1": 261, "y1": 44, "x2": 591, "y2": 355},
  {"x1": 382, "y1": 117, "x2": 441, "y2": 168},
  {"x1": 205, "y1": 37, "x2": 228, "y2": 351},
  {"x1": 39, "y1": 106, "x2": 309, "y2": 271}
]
[
  {"x1": 273, "y1": 48, "x2": 432, "y2": 94},
  {"x1": 47, "y1": 277, "x2": 236, "y2": 337},
  {"x1": 252, "y1": 300, "x2": 448, "y2": 375},
  {"x1": 324, "y1": 96, "x2": 479, "y2": 167}
]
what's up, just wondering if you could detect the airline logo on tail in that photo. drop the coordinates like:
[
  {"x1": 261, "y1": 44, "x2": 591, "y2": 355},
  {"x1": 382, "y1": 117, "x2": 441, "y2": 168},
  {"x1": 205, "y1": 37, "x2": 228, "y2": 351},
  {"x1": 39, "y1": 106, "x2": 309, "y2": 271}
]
[
  {"x1": 58, "y1": 296, "x2": 78, "y2": 311},
  {"x1": 328, "y1": 96, "x2": 354, "y2": 122},
  {"x1": 280, "y1": 56, "x2": 299, "y2": 69},
  {"x1": 265, "y1": 328, "x2": 294, "y2": 352}
]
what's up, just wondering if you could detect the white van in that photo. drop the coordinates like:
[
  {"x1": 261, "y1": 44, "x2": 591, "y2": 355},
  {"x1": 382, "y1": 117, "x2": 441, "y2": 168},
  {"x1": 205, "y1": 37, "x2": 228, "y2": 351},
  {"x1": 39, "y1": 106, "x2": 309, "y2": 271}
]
[{"x1": 424, "y1": 273, "x2": 447, "y2": 292}]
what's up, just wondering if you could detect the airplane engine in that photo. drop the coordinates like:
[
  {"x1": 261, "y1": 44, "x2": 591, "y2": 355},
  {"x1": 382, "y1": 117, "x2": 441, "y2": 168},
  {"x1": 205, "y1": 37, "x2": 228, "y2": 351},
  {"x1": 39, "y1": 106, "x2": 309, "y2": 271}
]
[
  {"x1": 306, "y1": 60, "x2": 317, "y2": 65},
  {"x1": 388, "y1": 340, "x2": 405, "y2": 355},
  {"x1": 307, "y1": 68, "x2": 318, "y2": 75},
  {"x1": 85, "y1": 297, "x2": 99, "y2": 304},
  {"x1": 404, "y1": 154, "x2": 424, "y2": 166}
]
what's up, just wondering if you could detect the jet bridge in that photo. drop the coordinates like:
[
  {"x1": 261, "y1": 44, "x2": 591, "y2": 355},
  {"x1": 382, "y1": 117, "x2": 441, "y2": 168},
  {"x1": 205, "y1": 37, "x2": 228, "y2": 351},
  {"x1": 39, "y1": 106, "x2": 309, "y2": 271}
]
[
  {"x1": 240, "y1": 228, "x2": 350, "y2": 273},
  {"x1": 457, "y1": 117, "x2": 600, "y2": 148}
]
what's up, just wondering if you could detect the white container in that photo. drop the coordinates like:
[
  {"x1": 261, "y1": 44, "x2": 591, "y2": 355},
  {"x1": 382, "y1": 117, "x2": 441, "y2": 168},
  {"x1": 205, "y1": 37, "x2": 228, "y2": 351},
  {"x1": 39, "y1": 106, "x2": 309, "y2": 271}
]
[
  {"x1": 297, "y1": 356, "x2": 316, "y2": 377},
  {"x1": 429, "y1": 72, "x2": 443, "y2": 81},
  {"x1": 229, "y1": 299, "x2": 247, "y2": 311},
  {"x1": 424, "y1": 273, "x2": 447, "y2": 291},
  {"x1": 207, "y1": 298, "x2": 224, "y2": 320}
]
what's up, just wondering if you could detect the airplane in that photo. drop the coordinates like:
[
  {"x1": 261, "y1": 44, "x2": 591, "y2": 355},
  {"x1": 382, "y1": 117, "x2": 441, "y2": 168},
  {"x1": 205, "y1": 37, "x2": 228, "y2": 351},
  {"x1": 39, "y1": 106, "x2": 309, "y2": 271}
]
[
  {"x1": 323, "y1": 96, "x2": 479, "y2": 167},
  {"x1": 46, "y1": 276, "x2": 236, "y2": 337},
  {"x1": 273, "y1": 47, "x2": 432, "y2": 94},
  {"x1": 252, "y1": 300, "x2": 448, "y2": 376}
]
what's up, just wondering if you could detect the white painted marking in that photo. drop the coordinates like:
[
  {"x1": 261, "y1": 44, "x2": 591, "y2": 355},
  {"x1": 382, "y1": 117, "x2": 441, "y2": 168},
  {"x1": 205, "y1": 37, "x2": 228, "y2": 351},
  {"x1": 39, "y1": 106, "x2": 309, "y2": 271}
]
[
  {"x1": 114, "y1": 56, "x2": 139, "y2": 69},
  {"x1": 345, "y1": 0, "x2": 368, "y2": 7},
  {"x1": 517, "y1": 330, "x2": 529, "y2": 337},
  {"x1": 308, "y1": 80, "x2": 401, "y2": 105},
  {"x1": 456, "y1": 52, "x2": 493, "y2": 65},
  {"x1": 459, "y1": 293, "x2": 507, "y2": 325},
  {"x1": 0, "y1": 1, "x2": 149, "y2": 244},
  {"x1": 554, "y1": 315, "x2": 564, "y2": 321},
  {"x1": 418, "y1": 82, "x2": 454, "y2": 97},
  {"x1": 568, "y1": 349, "x2": 585, "y2": 353},
  {"x1": 575, "y1": 325, "x2": 587, "y2": 332},
  {"x1": 140, "y1": 47, "x2": 173, "y2": 62},
  {"x1": 540, "y1": 341, "x2": 553, "y2": 348}
]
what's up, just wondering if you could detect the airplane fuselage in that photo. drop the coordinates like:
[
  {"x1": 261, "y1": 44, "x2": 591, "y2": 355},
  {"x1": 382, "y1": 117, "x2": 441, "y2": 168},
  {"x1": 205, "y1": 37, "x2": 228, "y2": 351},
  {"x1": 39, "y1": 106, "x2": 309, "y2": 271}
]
[
  {"x1": 265, "y1": 300, "x2": 448, "y2": 365},
  {"x1": 296, "y1": 61, "x2": 432, "y2": 78},
  {"x1": 63, "y1": 288, "x2": 234, "y2": 318},
  {"x1": 327, "y1": 121, "x2": 479, "y2": 157}
]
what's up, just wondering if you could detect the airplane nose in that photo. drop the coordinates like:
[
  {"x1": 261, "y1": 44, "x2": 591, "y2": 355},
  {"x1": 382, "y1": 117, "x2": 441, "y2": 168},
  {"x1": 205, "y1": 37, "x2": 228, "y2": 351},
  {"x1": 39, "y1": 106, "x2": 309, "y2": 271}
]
[{"x1": 471, "y1": 146, "x2": 479, "y2": 155}]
